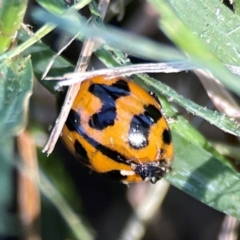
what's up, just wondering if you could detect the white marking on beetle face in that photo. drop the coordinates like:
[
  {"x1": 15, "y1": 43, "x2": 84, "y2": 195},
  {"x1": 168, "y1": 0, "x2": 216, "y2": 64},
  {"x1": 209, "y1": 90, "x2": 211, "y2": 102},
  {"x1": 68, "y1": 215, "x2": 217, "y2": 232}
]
[
  {"x1": 120, "y1": 170, "x2": 135, "y2": 176},
  {"x1": 160, "y1": 167, "x2": 166, "y2": 171}
]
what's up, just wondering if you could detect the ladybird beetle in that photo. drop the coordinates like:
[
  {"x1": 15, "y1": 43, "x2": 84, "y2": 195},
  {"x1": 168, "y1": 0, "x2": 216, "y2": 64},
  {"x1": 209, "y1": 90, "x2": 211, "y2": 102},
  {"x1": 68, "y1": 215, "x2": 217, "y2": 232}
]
[{"x1": 61, "y1": 76, "x2": 173, "y2": 184}]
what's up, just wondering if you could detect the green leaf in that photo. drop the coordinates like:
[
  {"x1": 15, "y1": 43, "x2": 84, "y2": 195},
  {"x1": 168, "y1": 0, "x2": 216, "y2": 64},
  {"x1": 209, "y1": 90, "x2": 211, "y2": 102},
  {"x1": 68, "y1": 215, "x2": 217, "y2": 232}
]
[
  {"x1": 167, "y1": 132, "x2": 240, "y2": 219},
  {"x1": 32, "y1": 8, "x2": 186, "y2": 62},
  {"x1": 32, "y1": 5, "x2": 240, "y2": 98},
  {"x1": 234, "y1": 0, "x2": 240, "y2": 14},
  {"x1": 36, "y1": 0, "x2": 91, "y2": 15},
  {"x1": 162, "y1": 0, "x2": 240, "y2": 65},
  {"x1": 18, "y1": 30, "x2": 74, "y2": 93},
  {"x1": 0, "y1": 56, "x2": 33, "y2": 138},
  {"x1": 0, "y1": 0, "x2": 28, "y2": 53},
  {"x1": 148, "y1": 0, "x2": 240, "y2": 97},
  {"x1": 0, "y1": 0, "x2": 91, "y2": 63},
  {"x1": 36, "y1": 0, "x2": 69, "y2": 14}
]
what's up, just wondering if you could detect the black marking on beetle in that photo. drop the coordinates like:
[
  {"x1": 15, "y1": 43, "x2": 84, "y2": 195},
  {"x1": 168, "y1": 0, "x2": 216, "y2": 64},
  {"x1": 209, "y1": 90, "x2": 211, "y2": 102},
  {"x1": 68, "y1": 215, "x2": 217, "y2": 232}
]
[
  {"x1": 74, "y1": 140, "x2": 90, "y2": 166},
  {"x1": 88, "y1": 79, "x2": 130, "y2": 130},
  {"x1": 66, "y1": 109, "x2": 130, "y2": 165},
  {"x1": 89, "y1": 104, "x2": 116, "y2": 131},
  {"x1": 144, "y1": 104, "x2": 162, "y2": 124},
  {"x1": 128, "y1": 114, "x2": 149, "y2": 149},
  {"x1": 128, "y1": 104, "x2": 162, "y2": 150},
  {"x1": 112, "y1": 79, "x2": 131, "y2": 93},
  {"x1": 133, "y1": 162, "x2": 165, "y2": 184},
  {"x1": 162, "y1": 128, "x2": 172, "y2": 145},
  {"x1": 101, "y1": 170, "x2": 127, "y2": 181}
]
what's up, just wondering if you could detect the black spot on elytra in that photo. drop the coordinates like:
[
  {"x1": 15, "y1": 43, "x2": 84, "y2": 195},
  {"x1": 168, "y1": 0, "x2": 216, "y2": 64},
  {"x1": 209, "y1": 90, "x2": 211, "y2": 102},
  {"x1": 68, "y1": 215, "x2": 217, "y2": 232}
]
[
  {"x1": 128, "y1": 104, "x2": 162, "y2": 149},
  {"x1": 144, "y1": 104, "x2": 162, "y2": 123},
  {"x1": 88, "y1": 79, "x2": 130, "y2": 130},
  {"x1": 89, "y1": 104, "x2": 116, "y2": 131},
  {"x1": 66, "y1": 109, "x2": 130, "y2": 165},
  {"x1": 112, "y1": 79, "x2": 131, "y2": 93},
  {"x1": 101, "y1": 170, "x2": 127, "y2": 181},
  {"x1": 74, "y1": 140, "x2": 90, "y2": 166},
  {"x1": 162, "y1": 128, "x2": 172, "y2": 145}
]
